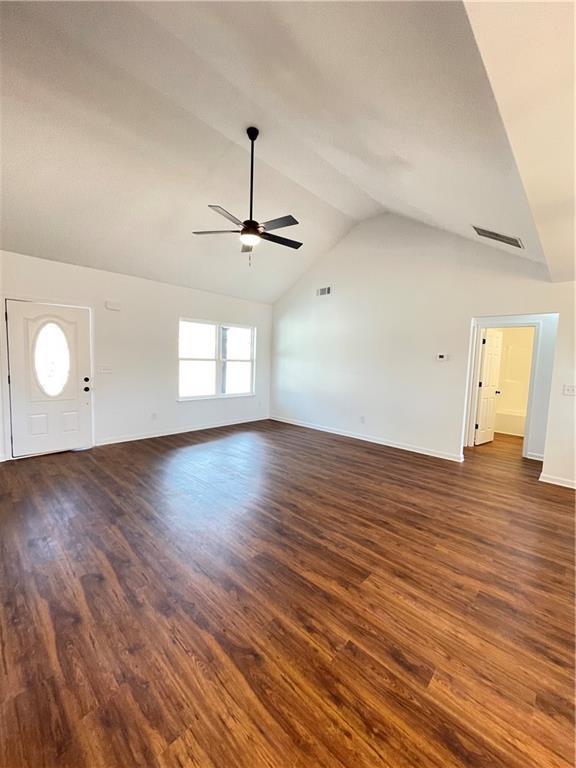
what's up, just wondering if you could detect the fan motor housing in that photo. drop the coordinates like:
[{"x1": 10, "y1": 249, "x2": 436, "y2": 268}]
[{"x1": 242, "y1": 220, "x2": 263, "y2": 236}]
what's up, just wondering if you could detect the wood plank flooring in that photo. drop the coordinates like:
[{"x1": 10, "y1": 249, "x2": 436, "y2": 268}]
[{"x1": 0, "y1": 422, "x2": 573, "y2": 767}]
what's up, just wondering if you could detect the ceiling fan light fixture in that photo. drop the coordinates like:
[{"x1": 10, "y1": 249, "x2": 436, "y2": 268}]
[
  {"x1": 239, "y1": 232, "x2": 261, "y2": 247},
  {"x1": 193, "y1": 127, "x2": 303, "y2": 253}
]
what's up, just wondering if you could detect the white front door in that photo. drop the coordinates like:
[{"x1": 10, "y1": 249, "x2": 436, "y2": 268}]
[
  {"x1": 7, "y1": 300, "x2": 92, "y2": 457},
  {"x1": 475, "y1": 328, "x2": 503, "y2": 445}
]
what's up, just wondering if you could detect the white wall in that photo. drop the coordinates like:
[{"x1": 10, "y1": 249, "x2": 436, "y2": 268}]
[
  {"x1": 272, "y1": 214, "x2": 575, "y2": 487},
  {"x1": 495, "y1": 327, "x2": 534, "y2": 437},
  {"x1": 3, "y1": 222, "x2": 574, "y2": 489},
  {"x1": 0, "y1": 251, "x2": 272, "y2": 455}
]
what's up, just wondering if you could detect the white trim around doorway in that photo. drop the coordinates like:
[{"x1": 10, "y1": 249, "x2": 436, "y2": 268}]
[
  {"x1": 462, "y1": 313, "x2": 559, "y2": 462},
  {"x1": 0, "y1": 294, "x2": 95, "y2": 461}
]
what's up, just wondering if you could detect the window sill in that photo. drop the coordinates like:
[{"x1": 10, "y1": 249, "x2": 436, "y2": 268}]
[{"x1": 177, "y1": 393, "x2": 255, "y2": 402}]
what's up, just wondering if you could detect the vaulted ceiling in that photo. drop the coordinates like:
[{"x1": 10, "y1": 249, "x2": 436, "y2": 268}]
[
  {"x1": 0, "y1": 2, "x2": 562, "y2": 302},
  {"x1": 465, "y1": 1, "x2": 574, "y2": 283}
]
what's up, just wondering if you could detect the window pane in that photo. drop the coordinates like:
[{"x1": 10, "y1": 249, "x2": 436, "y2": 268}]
[
  {"x1": 179, "y1": 360, "x2": 216, "y2": 397},
  {"x1": 223, "y1": 361, "x2": 252, "y2": 395},
  {"x1": 221, "y1": 326, "x2": 252, "y2": 360},
  {"x1": 179, "y1": 321, "x2": 216, "y2": 359},
  {"x1": 34, "y1": 322, "x2": 71, "y2": 397}
]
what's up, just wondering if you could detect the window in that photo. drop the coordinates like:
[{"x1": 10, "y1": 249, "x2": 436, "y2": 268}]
[
  {"x1": 178, "y1": 320, "x2": 255, "y2": 399},
  {"x1": 34, "y1": 322, "x2": 71, "y2": 397},
  {"x1": 221, "y1": 325, "x2": 253, "y2": 395},
  {"x1": 178, "y1": 321, "x2": 217, "y2": 398}
]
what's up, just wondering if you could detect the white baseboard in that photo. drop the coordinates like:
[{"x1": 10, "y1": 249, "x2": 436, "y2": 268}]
[
  {"x1": 95, "y1": 416, "x2": 269, "y2": 449},
  {"x1": 495, "y1": 429, "x2": 524, "y2": 438},
  {"x1": 524, "y1": 451, "x2": 544, "y2": 461},
  {"x1": 270, "y1": 416, "x2": 464, "y2": 463},
  {"x1": 494, "y1": 413, "x2": 525, "y2": 437},
  {"x1": 539, "y1": 473, "x2": 576, "y2": 490}
]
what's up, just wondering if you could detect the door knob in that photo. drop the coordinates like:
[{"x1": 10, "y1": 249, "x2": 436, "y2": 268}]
[
  {"x1": 495, "y1": 390, "x2": 501, "y2": 394},
  {"x1": 84, "y1": 376, "x2": 90, "y2": 382},
  {"x1": 84, "y1": 386, "x2": 90, "y2": 392}
]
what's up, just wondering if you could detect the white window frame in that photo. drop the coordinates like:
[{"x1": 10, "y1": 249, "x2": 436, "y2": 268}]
[{"x1": 178, "y1": 319, "x2": 256, "y2": 401}]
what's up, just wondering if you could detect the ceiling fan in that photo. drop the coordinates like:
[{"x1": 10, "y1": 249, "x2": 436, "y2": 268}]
[{"x1": 193, "y1": 127, "x2": 302, "y2": 257}]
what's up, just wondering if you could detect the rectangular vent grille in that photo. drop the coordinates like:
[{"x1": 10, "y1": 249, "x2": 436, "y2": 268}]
[
  {"x1": 316, "y1": 286, "x2": 332, "y2": 297},
  {"x1": 473, "y1": 226, "x2": 524, "y2": 249}
]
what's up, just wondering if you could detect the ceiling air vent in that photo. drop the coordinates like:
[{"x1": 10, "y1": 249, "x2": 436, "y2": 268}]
[
  {"x1": 473, "y1": 226, "x2": 524, "y2": 249},
  {"x1": 316, "y1": 285, "x2": 332, "y2": 297}
]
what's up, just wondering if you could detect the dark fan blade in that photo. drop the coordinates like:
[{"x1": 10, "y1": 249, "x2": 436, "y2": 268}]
[
  {"x1": 261, "y1": 214, "x2": 298, "y2": 231},
  {"x1": 241, "y1": 244, "x2": 253, "y2": 253},
  {"x1": 208, "y1": 205, "x2": 243, "y2": 226},
  {"x1": 193, "y1": 230, "x2": 240, "y2": 235},
  {"x1": 261, "y1": 232, "x2": 303, "y2": 249}
]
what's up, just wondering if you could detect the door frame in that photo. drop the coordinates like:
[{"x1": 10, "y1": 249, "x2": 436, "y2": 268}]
[
  {"x1": 1, "y1": 295, "x2": 95, "y2": 460},
  {"x1": 463, "y1": 313, "x2": 556, "y2": 459}
]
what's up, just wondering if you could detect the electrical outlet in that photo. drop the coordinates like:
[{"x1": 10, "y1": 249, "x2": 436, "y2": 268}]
[{"x1": 562, "y1": 384, "x2": 576, "y2": 396}]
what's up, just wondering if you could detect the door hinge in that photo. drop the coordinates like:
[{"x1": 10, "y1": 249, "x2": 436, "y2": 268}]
[
  {"x1": 482, "y1": 338, "x2": 486, "y2": 344},
  {"x1": 7, "y1": 374, "x2": 10, "y2": 384},
  {"x1": 478, "y1": 381, "x2": 483, "y2": 387},
  {"x1": 4, "y1": 311, "x2": 7, "y2": 322},
  {"x1": 475, "y1": 423, "x2": 479, "y2": 429}
]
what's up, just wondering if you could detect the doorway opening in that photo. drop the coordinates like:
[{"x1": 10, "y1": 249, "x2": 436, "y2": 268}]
[{"x1": 463, "y1": 313, "x2": 559, "y2": 461}]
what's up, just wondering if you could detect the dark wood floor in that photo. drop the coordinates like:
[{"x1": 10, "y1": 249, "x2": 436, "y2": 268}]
[{"x1": 0, "y1": 423, "x2": 573, "y2": 768}]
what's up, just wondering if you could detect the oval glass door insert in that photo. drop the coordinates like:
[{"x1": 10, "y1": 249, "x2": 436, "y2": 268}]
[{"x1": 34, "y1": 322, "x2": 71, "y2": 396}]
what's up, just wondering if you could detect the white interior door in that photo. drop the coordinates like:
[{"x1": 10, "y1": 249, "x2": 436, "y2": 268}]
[
  {"x1": 475, "y1": 329, "x2": 503, "y2": 445},
  {"x1": 7, "y1": 300, "x2": 92, "y2": 457}
]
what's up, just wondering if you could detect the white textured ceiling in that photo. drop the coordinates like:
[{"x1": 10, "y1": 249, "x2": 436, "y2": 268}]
[
  {"x1": 1, "y1": 2, "x2": 548, "y2": 302},
  {"x1": 466, "y1": 1, "x2": 574, "y2": 282}
]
